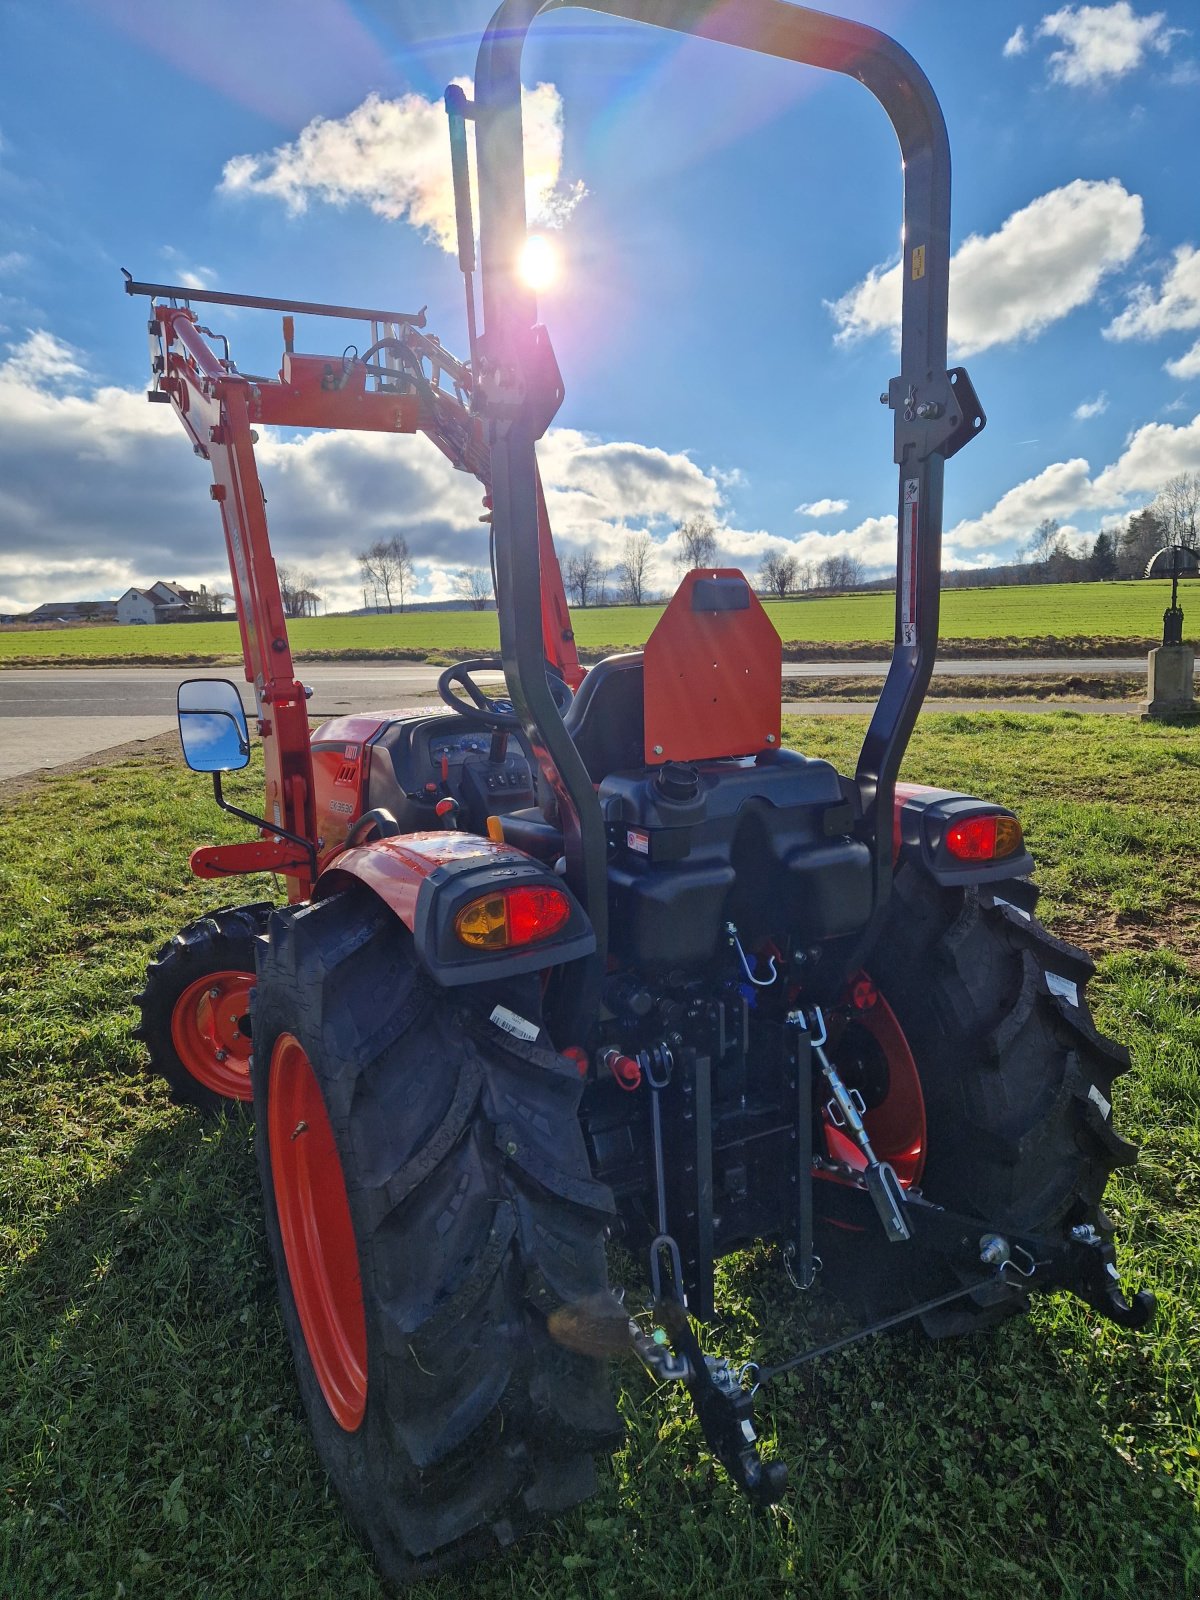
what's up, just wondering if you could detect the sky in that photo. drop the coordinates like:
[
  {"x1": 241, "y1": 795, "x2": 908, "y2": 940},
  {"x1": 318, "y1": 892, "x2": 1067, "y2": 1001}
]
[{"x1": 0, "y1": 0, "x2": 1198, "y2": 616}]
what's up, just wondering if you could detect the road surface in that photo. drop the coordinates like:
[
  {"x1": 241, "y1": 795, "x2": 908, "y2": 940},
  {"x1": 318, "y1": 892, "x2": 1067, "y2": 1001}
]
[{"x1": 0, "y1": 660, "x2": 1147, "y2": 781}]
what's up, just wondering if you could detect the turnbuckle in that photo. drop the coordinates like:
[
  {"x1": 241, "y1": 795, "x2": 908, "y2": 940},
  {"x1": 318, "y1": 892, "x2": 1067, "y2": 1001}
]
[{"x1": 809, "y1": 1006, "x2": 910, "y2": 1243}]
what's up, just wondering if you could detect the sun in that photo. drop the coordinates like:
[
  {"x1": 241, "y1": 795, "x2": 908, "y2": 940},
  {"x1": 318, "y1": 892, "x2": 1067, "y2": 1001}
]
[{"x1": 518, "y1": 233, "x2": 557, "y2": 292}]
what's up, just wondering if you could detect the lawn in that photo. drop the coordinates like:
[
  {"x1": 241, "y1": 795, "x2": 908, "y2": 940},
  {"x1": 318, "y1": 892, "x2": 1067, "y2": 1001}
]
[
  {"x1": 1, "y1": 715, "x2": 1197, "y2": 1598},
  {"x1": 0, "y1": 580, "x2": 1179, "y2": 664}
]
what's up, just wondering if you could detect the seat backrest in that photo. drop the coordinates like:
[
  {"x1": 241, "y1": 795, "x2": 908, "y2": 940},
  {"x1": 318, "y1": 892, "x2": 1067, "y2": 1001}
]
[{"x1": 563, "y1": 651, "x2": 645, "y2": 782}]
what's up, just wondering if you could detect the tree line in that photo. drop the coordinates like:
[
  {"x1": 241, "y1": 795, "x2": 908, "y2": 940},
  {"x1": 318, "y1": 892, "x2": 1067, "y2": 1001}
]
[{"x1": 272, "y1": 471, "x2": 1200, "y2": 618}]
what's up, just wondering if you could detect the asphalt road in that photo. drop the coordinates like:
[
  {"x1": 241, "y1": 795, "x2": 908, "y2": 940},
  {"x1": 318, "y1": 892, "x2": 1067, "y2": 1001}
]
[{"x1": 0, "y1": 660, "x2": 1147, "y2": 781}]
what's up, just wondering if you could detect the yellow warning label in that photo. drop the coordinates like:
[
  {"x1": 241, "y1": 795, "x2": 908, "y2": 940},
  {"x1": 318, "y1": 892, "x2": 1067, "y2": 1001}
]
[{"x1": 912, "y1": 245, "x2": 925, "y2": 281}]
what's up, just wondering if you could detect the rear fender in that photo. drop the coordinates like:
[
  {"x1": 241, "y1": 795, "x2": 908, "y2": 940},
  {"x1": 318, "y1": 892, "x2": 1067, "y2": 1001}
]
[
  {"x1": 316, "y1": 830, "x2": 595, "y2": 986},
  {"x1": 894, "y1": 782, "x2": 1035, "y2": 885}
]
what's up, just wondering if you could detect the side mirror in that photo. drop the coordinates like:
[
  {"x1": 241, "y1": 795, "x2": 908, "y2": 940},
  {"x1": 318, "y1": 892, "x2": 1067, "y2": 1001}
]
[{"x1": 177, "y1": 678, "x2": 251, "y2": 772}]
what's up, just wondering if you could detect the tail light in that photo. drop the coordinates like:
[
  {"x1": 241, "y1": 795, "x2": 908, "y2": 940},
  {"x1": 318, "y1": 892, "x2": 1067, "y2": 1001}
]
[
  {"x1": 944, "y1": 813, "x2": 1023, "y2": 863},
  {"x1": 455, "y1": 885, "x2": 572, "y2": 950}
]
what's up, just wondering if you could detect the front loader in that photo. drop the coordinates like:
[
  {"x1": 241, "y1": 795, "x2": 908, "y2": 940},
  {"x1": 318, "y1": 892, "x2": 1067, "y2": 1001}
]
[{"x1": 129, "y1": 0, "x2": 1153, "y2": 1584}]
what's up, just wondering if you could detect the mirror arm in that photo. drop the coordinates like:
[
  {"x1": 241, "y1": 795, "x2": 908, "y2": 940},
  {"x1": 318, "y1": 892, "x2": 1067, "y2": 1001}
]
[{"x1": 211, "y1": 772, "x2": 318, "y2": 885}]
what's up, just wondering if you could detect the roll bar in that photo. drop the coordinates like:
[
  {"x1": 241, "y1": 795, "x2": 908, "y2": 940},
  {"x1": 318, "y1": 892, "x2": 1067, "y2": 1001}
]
[{"x1": 471, "y1": 0, "x2": 984, "y2": 1002}]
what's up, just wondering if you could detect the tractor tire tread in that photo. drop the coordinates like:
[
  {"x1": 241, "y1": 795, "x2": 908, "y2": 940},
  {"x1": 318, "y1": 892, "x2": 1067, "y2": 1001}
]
[{"x1": 250, "y1": 886, "x2": 619, "y2": 1583}]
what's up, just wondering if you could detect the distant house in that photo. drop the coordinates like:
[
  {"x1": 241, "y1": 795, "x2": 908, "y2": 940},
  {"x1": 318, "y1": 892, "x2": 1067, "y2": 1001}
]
[
  {"x1": 24, "y1": 599, "x2": 118, "y2": 625},
  {"x1": 116, "y1": 580, "x2": 219, "y2": 625}
]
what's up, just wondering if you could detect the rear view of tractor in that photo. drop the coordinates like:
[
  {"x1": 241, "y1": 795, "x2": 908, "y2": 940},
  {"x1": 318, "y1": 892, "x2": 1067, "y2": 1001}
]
[{"x1": 129, "y1": 0, "x2": 1152, "y2": 1585}]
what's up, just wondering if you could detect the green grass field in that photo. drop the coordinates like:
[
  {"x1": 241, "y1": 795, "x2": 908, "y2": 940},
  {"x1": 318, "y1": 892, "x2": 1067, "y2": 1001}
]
[
  {"x1": 2, "y1": 715, "x2": 1197, "y2": 1598},
  {"x1": 0, "y1": 581, "x2": 1177, "y2": 664}
]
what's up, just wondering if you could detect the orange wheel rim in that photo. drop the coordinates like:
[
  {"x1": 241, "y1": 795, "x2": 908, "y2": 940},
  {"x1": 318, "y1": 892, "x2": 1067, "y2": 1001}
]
[
  {"x1": 268, "y1": 1033, "x2": 367, "y2": 1431},
  {"x1": 170, "y1": 970, "x2": 256, "y2": 1101}
]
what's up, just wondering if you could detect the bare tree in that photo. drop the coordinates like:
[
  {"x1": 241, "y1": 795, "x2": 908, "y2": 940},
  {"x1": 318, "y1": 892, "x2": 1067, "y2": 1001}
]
[
  {"x1": 759, "y1": 550, "x2": 799, "y2": 599},
  {"x1": 454, "y1": 567, "x2": 492, "y2": 611},
  {"x1": 1153, "y1": 471, "x2": 1200, "y2": 549},
  {"x1": 619, "y1": 531, "x2": 654, "y2": 605},
  {"x1": 675, "y1": 513, "x2": 719, "y2": 573},
  {"x1": 1024, "y1": 517, "x2": 1066, "y2": 571},
  {"x1": 277, "y1": 564, "x2": 321, "y2": 618},
  {"x1": 357, "y1": 535, "x2": 415, "y2": 613},
  {"x1": 816, "y1": 553, "x2": 863, "y2": 590},
  {"x1": 564, "y1": 549, "x2": 604, "y2": 608},
  {"x1": 1118, "y1": 507, "x2": 1169, "y2": 578}
]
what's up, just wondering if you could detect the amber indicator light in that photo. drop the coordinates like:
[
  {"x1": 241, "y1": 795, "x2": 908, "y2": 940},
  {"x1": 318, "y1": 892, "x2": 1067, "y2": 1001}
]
[{"x1": 455, "y1": 886, "x2": 571, "y2": 949}]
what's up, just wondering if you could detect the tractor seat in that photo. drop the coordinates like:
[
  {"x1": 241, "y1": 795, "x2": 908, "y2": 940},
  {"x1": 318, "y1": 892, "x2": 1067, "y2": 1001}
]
[
  {"x1": 562, "y1": 651, "x2": 645, "y2": 783},
  {"x1": 498, "y1": 652, "x2": 646, "y2": 858}
]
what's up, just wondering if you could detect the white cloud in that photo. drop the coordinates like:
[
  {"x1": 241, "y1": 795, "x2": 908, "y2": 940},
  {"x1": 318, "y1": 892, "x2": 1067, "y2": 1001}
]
[
  {"x1": 1037, "y1": 3, "x2": 1176, "y2": 87},
  {"x1": 3, "y1": 329, "x2": 88, "y2": 386},
  {"x1": 1073, "y1": 391, "x2": 1109, "y2": 419},
  {"x1": 1003, "y1": 25, "x2": 1029, "y2": 57},
  {"x1": 944, "y1": 409, "x2": 1200, "y2": 563},
  {"x1": 946, "y1": 458, "x2": 1101, "y2": 551},
  {"x1": 794, "y1": 497, "x2": 848, "y2": 517},
  {"x1": 220, "y1": 82, "x2": 584, "y2": 253},
  {"x1": 1092, "y1": 411, "x2": 1200, "y2": 499},
  {"x1": 1105, "y1": 243, "x2": 1200, "y2": 377},
  {"x1": 0, "y1": 330, "x2": 733, "y2": 614},
  {"x1": 829, "y1": 179, "x2": 1143, "y2": 358},
  {"x1": 1166, "y1": 340, "x2": 1200, "y2": 380},
  {"x1": 161, "y1": 246, "x2": 216, "y2": 292},
  {"x1": 1106, "y1": 243, "x2": 1200, "y2": 338}
]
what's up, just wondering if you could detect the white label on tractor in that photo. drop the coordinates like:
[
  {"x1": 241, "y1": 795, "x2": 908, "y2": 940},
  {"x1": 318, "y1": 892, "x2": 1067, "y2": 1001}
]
[
  {"x1": 627, "y1": 829, "x2": 650, "y2": 855},
  {"x1": 490, "y1": 1005, "x2": 540, "y2": 1043},
  {"x1": 992, "y1": 895, "x2": 1031, "y2": 922},
  {"x1": 900, "y1": 479, "x2": 919, "y2": 647},
  {"x1": 1088, "y1": 1083, "x2": 1112, "y2": 1120},
  {"x1": 1045, "y1": 972, "x2": 1079, "y2": 1008}
]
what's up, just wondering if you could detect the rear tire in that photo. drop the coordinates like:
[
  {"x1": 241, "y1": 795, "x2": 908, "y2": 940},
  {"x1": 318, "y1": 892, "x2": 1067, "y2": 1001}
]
[
  {"x1": 251, "y1": 887, "x2": 620, "y2": 1583},
  {"x1": 134, "y1": 903, "x2": 271, "y2": 1113},
  {"x1": 831, "y1": 865, "x2": 1136, "y2": 1335}
]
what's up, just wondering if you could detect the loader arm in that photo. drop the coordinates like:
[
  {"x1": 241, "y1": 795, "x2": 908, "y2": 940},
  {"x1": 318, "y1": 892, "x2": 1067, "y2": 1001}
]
[{"x1": 134, "y1": 282, "x2": 583, "y2": 901}]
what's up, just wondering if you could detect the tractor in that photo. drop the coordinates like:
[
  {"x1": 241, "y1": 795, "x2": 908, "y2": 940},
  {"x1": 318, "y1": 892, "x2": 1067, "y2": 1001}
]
[{"x1": 128, "y1": 0, "x2": 1152, "y2": 1584}]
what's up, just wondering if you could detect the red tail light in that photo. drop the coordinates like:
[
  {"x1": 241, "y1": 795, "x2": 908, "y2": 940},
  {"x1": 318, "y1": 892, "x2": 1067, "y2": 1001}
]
[
  {"x1": 944, "y1": 813, "x2": 1023, "y2": 862},
  {"x1": 455, "y1": 885, "x2": 572, "y2": 950}
]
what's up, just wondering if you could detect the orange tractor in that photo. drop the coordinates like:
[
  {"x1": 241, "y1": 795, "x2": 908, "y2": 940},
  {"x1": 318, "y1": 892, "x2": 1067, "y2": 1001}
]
[{"x1": 130, "y1": 0, "x2": 1151, "y2": 1584}]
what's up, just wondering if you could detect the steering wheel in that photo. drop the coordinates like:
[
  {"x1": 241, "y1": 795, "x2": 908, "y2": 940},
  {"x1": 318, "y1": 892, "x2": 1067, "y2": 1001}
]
[{"x1": 436, "y1": 657, "x2": 573, "y2": 728}]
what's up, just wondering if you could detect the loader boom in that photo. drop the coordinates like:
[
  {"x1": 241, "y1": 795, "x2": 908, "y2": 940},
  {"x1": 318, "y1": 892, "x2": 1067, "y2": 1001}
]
[{"x1": 129, "y1": 278, "x2": 582, "y2": 899}]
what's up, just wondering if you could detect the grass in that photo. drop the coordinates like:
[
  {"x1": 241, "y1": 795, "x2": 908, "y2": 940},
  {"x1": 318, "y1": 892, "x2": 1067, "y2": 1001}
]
[
  {"x1": 0, "y1": 580, "x2": 1181, "y2": 665},
  {"x1": 1, "y1": 716, "x2": 1198, "y2": 1598}
]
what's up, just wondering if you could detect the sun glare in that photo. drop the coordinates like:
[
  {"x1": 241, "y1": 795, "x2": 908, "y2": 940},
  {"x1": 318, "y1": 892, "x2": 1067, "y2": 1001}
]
[{"x1": 519, "y1": 233, "x2": 557, "y2": 292}]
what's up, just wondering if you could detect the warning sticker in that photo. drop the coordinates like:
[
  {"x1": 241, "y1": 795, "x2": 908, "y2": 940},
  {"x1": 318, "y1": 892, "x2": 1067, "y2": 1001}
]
[
  {"x1": 490, "y1": 1005, "x2": 540, "y2": 1043},
  {"x1": 626, "y1": 829, "x2": 650, "y2": 856},
  {"x1": 900, "y1": 478, "x2": 919, "y2": 647},
  {"x1": 912, "y1": 244, "x2": 926, "y2": 281},
  {"x1": 1045, "y1": 972, "x2": 1079, "y2": 1008}
]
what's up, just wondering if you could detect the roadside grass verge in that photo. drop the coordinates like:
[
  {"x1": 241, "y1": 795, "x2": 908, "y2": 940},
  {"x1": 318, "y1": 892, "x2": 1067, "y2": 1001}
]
[
  {"x1": 1, "y1": 714, "x2": 1197, "y2": 1598},
  {"x1": 0, "y1": 579, "x2": 1175, "y2": 665}
]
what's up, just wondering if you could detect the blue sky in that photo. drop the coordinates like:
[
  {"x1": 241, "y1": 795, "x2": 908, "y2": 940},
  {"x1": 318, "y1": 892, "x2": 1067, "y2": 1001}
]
[{"x1": 0, "y1": 0, "x2": 1198, "y2": 614}]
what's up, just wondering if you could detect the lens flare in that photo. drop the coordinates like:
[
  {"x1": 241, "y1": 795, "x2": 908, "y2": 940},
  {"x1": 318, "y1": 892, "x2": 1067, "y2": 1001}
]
[{"x1": 519, "y1": 233, "x2": 557, "y2": 291}]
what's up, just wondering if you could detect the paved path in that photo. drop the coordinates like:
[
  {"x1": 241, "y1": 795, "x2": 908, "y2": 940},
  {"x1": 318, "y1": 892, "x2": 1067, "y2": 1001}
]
[{"x1": 0, "y1": 661, "x2": 1145, "y2": 781}]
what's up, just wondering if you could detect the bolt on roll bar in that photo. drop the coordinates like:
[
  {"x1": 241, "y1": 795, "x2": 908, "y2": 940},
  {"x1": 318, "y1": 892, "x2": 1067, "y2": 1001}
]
[{"x1": 470, "y1": 0, "x2": 984, "y2": 991}]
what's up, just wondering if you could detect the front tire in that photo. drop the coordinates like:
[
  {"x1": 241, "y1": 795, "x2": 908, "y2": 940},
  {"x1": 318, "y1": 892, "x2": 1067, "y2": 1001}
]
[
  {"x1": 251, "y1": 887, "x2": 620, "y2": 1583},
  {"x1": 836, "y1": 865, "x2": 1136, "y2": 1335},
  {"x1": 134, "y1": 903, "x2": 271, "y2": 1113}
]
